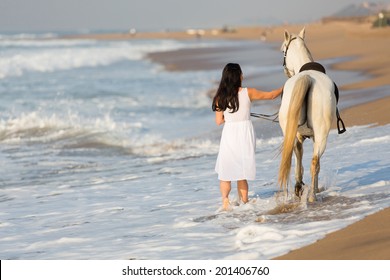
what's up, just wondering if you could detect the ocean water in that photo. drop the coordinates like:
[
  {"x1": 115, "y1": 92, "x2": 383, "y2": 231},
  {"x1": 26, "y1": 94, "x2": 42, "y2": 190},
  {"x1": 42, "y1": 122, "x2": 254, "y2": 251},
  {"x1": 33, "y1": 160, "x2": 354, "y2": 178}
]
[{"x1": 0, "y1": 34, "x2": 389, "y2": 260}]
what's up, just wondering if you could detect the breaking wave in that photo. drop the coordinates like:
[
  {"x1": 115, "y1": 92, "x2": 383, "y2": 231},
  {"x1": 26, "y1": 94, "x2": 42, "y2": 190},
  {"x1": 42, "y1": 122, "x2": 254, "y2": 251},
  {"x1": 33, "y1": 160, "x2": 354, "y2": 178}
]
[
  {"x1": 0, "y1": 111, "x2": 219, "y2": 160},
  {"x1": 0, "y1": 39, "x2": 188, "y2": 79}
]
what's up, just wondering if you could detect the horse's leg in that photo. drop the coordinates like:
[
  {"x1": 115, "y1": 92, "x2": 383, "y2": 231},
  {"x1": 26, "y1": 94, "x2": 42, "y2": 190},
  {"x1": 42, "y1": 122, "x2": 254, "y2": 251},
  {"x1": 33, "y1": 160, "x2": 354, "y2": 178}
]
[
  {"x1": 308, "y1": 138, "x2": 327, "y2": 202},
  {"x1": 308, "y1": 154, "x2": 320, "y2": 202},
  {"x1": 294, "y1": 133, "x2": 305, "y2": 197}
]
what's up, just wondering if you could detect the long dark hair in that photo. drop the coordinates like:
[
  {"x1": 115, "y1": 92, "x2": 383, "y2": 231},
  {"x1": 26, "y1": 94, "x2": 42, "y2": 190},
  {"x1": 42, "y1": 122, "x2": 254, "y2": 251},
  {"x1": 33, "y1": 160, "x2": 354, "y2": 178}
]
[{"x1": 212, "y1": 63, "x2": 242, "y2": 113}]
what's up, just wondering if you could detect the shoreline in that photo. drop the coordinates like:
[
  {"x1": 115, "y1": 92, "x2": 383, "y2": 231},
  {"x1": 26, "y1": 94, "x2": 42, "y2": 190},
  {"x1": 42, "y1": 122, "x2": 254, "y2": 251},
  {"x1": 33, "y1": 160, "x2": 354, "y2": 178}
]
[
  {"x1": 65, "y1": 20, "x2": 390, "y2": 259},
  {"x1": 63, "y1": 21, "x2": 390, "y2": 127},
  {"x1": 64, "y1": 20, "x2": 390, "y2": 90},
  {"x1": 145, "y1": 35, "x2": 390, "y2": 130}
]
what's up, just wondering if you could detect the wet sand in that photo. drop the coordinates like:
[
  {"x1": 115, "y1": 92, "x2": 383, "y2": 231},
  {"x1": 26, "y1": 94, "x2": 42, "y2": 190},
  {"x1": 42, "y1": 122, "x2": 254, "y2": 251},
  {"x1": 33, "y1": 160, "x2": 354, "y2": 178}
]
[
  {"x1": 274, "y1": 207, "x2": 390, "y2": 260},
  {"x1": 336, "y1": 96, "x2": 390, "y2": 127}
]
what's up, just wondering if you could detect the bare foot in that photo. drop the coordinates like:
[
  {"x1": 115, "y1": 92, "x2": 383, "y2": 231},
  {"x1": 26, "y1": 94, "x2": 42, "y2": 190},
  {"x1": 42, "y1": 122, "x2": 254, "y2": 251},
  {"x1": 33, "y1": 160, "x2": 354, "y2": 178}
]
[{"x1": 222, "y1": 198, "x2": 230, "y2": 211}]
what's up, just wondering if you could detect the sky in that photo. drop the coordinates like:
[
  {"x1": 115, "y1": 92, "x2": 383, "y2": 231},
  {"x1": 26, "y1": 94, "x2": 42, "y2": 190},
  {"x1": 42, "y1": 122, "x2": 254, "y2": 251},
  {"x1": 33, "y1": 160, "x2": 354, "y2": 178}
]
[{"x1": 0, "y1": 0, "x2": 389, "y2": 32}]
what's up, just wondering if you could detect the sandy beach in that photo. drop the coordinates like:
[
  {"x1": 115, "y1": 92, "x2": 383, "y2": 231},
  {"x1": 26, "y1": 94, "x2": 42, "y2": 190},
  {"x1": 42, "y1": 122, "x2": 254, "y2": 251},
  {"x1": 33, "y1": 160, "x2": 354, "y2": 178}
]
[
  {"x1": 67, "y1": 20, "x2": 390, "y2": 259},
  {"x1": 275, "y1": 207, "x2": 390, "y2": 260}
]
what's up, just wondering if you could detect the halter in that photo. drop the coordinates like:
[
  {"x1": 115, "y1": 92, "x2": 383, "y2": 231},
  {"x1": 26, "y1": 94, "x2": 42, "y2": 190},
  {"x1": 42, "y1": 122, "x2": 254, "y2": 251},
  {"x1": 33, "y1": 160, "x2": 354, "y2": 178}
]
[{"x1": 282, "y1": 36, "x2": 297, "y2": 78}]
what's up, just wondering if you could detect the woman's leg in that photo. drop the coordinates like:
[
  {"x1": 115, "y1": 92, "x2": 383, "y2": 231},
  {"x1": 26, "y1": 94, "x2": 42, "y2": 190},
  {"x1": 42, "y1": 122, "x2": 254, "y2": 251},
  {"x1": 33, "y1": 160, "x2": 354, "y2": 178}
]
[
  {"x1": 237, "y1": 180, "x2": 248, "y2": 203},
  {"x1": 220, "y1": 180, "x2": 231, "y2": 210}
]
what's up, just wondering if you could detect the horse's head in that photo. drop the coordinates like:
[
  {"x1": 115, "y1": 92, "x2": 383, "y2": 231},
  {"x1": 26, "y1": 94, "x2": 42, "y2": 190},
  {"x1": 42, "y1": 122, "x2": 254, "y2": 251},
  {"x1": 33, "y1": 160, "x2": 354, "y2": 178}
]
[{"x1": 281, "y1": 27, "x2": 312, "y2": 78}]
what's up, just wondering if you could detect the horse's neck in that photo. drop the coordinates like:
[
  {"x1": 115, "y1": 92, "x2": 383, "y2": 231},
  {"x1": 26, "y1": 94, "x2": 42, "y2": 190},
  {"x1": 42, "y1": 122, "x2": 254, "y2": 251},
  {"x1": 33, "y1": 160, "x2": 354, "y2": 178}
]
[{"x1": 292, "y1": 45, "x2": 313, "y2": 73}]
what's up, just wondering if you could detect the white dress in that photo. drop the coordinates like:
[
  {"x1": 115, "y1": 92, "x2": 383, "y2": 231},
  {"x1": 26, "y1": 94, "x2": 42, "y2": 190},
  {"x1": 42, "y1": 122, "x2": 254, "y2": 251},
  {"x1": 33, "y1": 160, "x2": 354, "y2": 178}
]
[{"x1": 215, "y1": 88, "x2": 256, "y2": 181}]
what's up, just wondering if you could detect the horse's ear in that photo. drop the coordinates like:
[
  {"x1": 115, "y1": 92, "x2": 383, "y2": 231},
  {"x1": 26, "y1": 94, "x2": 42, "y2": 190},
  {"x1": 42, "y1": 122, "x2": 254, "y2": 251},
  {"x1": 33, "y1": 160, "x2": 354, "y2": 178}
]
[
  {"x1": 299, "y1": 27, "x2": 306, "y2": 39},
  {"x1": 284, "y1": 30, "x2": 290, "y2": 42}
]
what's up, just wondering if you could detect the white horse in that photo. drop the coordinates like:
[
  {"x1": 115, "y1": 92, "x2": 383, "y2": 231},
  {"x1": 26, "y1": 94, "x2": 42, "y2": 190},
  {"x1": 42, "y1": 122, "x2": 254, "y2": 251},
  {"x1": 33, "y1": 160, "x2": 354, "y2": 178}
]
[{"x1": 278, "y1": 28, "x2": 337, "y2": 202}]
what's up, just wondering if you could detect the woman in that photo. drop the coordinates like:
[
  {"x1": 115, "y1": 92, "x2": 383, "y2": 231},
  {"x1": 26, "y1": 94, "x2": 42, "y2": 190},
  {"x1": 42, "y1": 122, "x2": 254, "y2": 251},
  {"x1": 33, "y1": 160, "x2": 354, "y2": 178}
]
[{"x1": 212, "y1": 63, "x2": 283, "y2": 210}]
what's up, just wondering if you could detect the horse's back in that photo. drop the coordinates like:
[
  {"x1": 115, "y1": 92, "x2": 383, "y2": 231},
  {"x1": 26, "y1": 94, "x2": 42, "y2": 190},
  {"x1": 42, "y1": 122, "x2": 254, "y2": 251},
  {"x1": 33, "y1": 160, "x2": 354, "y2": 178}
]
[
  {"x1": 305, "y1": 71, "x2": 336, "y2": 132},
  {"x1": 283, "y1": 70, "x2": 336, "y2": 108},
  {"x1": 280, "y1": 71, "x2": 336, "y2": 137},
  {"x1": 305, "y1": 70, "x2": 334, "y2": 97}
]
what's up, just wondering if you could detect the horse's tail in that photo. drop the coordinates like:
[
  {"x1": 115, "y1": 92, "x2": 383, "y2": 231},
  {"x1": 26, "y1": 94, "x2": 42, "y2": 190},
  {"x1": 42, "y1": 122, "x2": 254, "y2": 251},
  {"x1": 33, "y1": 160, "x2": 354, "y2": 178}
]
[{"x1": 278, "y1": 75, "x2": 312, "y2": 189}]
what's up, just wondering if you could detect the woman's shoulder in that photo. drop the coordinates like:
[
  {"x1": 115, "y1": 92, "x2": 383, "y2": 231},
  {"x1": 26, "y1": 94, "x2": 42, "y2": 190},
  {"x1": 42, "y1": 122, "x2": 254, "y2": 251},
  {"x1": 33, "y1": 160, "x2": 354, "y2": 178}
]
[
  {"x1": 239, "y1": 87, "x2": 249, "y2": 94},
  {"x1": 239, "y1": 87, "x2": 251, "y2": 102},
  {"x1": 239, "y1": 87, "x2": 250, "y2": 96}
]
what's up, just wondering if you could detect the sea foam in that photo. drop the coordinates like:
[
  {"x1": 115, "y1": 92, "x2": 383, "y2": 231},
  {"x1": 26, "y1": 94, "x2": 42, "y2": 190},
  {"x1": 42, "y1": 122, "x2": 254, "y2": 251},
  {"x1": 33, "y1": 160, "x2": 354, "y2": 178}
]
[{"x1": 0, "y1": 39, "x2": 189, "y2": 79}]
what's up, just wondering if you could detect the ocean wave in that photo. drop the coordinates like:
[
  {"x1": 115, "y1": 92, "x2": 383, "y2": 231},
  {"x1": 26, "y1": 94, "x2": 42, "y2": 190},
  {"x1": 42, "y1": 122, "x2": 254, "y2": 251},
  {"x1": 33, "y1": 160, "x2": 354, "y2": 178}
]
[
  {"x1": 0, "y1": 39, "x2": 97, "y2": 48},
  {"x1": 0, "y1": 40, "x2": 188, "y2": 79},
  {"x1": 0, "y1": 44, "x2": 141, "y2": 79},
  {"x1": 0, "y1": 111, "x2": 219, "y2": 160},
  {"x1": 0, "y1": 111, "x2": 128, "y2": 144},
  {"x1": 0, "y1": 33, "x2": 59, "y2": 40}
]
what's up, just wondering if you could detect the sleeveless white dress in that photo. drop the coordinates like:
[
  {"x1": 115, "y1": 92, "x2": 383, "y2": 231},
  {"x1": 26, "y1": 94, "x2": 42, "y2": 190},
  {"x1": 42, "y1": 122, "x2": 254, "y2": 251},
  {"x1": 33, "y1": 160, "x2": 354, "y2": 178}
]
[{"x1": 215, "y1": 88, "x2": 256, "y2": 181}]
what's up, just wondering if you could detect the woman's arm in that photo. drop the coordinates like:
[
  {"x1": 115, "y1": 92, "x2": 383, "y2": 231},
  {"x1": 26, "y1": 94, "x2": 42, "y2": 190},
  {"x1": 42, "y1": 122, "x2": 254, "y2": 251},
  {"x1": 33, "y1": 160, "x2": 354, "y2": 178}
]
[
  {"x1": 248, "y1": 86, "x2": 283, "y2": 101},
  {"x1": 215, "y1": 110, "x2": 225, "y2": 126}
]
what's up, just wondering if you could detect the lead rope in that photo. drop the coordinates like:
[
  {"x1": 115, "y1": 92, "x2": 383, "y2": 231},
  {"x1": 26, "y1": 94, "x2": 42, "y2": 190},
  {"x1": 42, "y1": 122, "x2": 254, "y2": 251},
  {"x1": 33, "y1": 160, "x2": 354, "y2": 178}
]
[{"x1": 250, "y1": 111, "x2": 279, "y2": 123}]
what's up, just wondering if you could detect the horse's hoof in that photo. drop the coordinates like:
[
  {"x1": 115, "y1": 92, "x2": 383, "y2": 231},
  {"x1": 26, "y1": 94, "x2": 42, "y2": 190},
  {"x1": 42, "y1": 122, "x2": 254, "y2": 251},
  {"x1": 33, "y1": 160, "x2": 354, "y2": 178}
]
[
  {"x1": 294, "y1": 182, "x2": 304, "y2": 197},
  {"x1": 308, "y1": 193, "x2": 316, "y2": 203}
]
